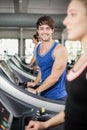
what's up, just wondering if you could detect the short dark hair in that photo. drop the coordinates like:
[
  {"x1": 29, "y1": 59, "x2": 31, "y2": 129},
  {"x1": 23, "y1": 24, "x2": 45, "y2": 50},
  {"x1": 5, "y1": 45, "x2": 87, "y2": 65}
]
[{"x1": 36, "y1": 15, "x2": 55, "y2": 30}]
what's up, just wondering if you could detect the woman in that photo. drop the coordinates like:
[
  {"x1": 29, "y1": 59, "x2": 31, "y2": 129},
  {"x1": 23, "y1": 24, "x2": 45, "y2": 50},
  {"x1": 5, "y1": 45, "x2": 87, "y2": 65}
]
[
  {"x1": 28, "y1": 33, "x2": 40, "y2": 70},
  {"x1": 25, "y1": 0, "x2": 87, "y2": 129}
]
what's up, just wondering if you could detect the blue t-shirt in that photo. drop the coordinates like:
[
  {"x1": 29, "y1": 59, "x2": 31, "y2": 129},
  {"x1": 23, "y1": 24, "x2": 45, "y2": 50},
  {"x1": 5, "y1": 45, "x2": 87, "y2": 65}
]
[{"x1": 36, "y1": 41, "x2": 67, "y2": 100}]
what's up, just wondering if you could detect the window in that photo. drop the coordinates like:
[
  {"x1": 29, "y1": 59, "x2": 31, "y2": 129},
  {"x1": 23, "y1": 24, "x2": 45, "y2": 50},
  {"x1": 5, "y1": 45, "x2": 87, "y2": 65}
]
[
  {"x1": 65, "y1": 40, "x2": 83, "y2": 63},
  {"x1": 0, "y1": 39, "x2": 18, "y2": 60},
  {"x1": 25, "y1": 39, "x2": 35, "y2": 64}
]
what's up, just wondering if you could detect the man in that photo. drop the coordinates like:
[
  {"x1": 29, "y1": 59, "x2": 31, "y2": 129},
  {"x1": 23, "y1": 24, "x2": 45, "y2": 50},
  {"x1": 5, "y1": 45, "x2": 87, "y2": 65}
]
[{"x1": 27, "y1": 15, "x2": 68, "y2": 100}]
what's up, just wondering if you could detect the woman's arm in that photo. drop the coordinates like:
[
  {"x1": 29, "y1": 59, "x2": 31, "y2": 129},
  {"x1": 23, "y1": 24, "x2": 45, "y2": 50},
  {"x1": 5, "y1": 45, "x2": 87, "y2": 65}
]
[{"x1": 25, "y1": 111, "x2": 65, "y2": 130}]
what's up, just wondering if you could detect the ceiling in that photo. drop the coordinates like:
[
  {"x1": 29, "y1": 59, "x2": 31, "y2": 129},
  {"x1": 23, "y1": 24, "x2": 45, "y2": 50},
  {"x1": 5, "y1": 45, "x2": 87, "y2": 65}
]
[
  {"x1": 0, "y1": 0, "x2": 70, "y2": 28},
  {"x1": 0, "y1": 0, "x2": 70, "y2": 14}
]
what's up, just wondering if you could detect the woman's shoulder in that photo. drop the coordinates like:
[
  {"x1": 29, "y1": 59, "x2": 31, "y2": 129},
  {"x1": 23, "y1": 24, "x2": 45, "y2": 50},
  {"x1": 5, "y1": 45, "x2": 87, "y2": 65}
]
[{"x1": 73, "y1": 54, "x2": 87, "y2": 72}]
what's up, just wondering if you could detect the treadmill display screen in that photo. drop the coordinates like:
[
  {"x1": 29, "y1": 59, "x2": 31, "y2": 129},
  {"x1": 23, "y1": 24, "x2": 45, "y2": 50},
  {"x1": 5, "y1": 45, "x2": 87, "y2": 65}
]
[{"x1": 0, "y1": 101, "x2": 13, "y2": 130}]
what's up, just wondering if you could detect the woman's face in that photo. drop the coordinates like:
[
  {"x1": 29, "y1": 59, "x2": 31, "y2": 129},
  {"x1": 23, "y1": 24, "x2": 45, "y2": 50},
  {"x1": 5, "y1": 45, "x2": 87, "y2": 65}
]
[
  {"x1": 63, "y1": 0, "x2": 87, "y2": 41},
  {"x1": 32, "y1": 37, "x2": 38, "y2": 45}
]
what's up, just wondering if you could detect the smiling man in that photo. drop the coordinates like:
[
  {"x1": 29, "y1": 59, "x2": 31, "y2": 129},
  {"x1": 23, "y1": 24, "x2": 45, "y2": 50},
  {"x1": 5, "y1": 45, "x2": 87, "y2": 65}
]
[{"x1": 27, "y1": 15, "x2": 68, "y2": 100}]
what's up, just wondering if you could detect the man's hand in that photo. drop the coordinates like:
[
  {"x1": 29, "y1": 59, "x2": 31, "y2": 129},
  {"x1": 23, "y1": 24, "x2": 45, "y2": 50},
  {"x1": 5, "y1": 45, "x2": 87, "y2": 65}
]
[
  {"x1": 27, "y1": 87, "x2": 36, "y2": 94},
  {"x1": 27, "y1": 82, "x2": 36, "y2": 88}
]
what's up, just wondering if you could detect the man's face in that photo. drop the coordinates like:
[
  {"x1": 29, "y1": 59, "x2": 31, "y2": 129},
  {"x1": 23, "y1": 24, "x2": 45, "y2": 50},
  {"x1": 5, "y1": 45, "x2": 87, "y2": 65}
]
[{"x1": 37, "y1": 24, "x2": 54, "y2": 42}]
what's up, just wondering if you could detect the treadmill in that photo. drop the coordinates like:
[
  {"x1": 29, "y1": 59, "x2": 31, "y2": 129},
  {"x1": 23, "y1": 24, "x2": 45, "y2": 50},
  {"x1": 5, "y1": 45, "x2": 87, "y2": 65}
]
[
  {"x1": 14, "y1": 54, "x2": 39, "y2": 74},
  {"x1": 0, "y1": 60, "x2": 65, "y2": 130},
  {"x1": 7, "y1": 56, "x2": 37, "y2": 82}
]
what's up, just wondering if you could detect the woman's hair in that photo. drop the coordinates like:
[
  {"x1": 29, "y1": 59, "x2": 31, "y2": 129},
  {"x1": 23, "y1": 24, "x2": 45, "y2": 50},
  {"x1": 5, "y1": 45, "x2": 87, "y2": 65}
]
[
  {"x1": 33, "y1": 32, "x2": 39, "y2": 42},
  {"x1": 36, "y1": 15, "x2": 55, "y2": 30},
  {"x1": 71, "y1": 0, "x2": 87, "y2": 13}
]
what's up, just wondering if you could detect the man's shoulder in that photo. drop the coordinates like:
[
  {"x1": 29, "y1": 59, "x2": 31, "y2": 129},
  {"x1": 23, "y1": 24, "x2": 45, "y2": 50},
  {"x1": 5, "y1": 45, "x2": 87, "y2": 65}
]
[
  {"x1": 55, "y1": 43, "x2": 66, "y2": 50},
  {"x1": 54, "y1": 43, "x2": 67, "y2": 57}
]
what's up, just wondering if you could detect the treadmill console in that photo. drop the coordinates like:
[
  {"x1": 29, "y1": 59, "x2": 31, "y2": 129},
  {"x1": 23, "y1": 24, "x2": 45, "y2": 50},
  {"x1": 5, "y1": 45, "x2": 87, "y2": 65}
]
[{"x1": 0, "y1": 100, "x2": 13, "y2": 130}]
